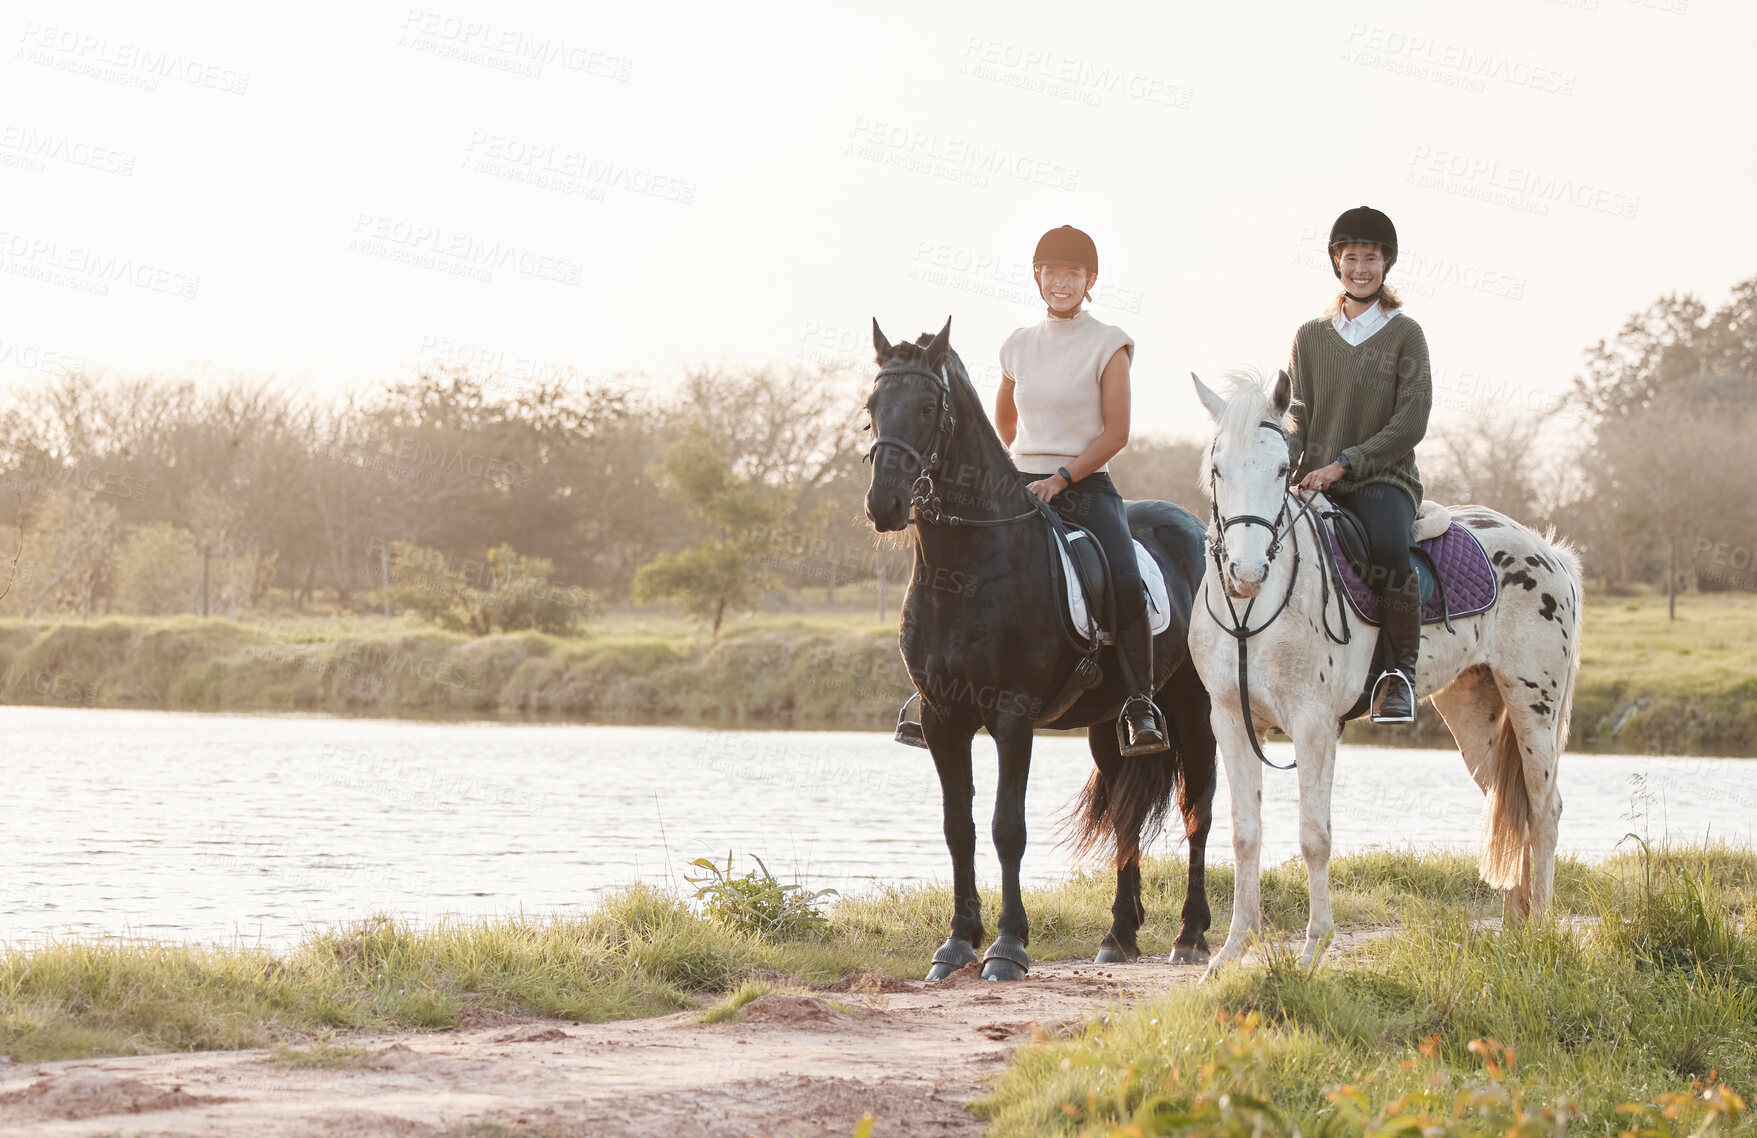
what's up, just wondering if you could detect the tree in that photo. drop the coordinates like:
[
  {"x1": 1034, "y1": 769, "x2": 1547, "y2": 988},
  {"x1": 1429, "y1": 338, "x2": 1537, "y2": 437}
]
[
  {"x1": 1417, "y1": 410, "x2": 1561, "y2": 526},
  {"x1": 1563, "y1": 277, "x2": 1757, "y2": 602},
  {"x1": 113, "y1": 523, "x2": 203, "y2": 615},
  {"x1": 1588, "y1": 401, "x2": 1750, "y2": 618},
  {"x1": 383, "y1": 540, "x2": 589, "y2": 635},
  {"x1": 631, "y1": 426, "x2": 792, "y2": 633},
  {"x1": 9, "y1": 488, "x2": 118, "y2": 617}
]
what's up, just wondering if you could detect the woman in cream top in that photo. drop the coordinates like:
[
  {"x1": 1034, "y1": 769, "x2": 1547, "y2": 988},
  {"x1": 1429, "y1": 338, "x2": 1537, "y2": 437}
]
[{"x1": 993, "y1": 224, "x2": 1165, "y2": 755}]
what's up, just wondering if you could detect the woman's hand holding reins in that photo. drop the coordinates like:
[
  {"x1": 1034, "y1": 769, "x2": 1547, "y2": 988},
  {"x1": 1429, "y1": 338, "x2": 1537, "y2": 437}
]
[
  {"x1": 1027, "y1": 474, "x2": 1069, "y2": 502},
  {"x1": 1297, "y1": 460, "x2": 1346, "y2": 493}
]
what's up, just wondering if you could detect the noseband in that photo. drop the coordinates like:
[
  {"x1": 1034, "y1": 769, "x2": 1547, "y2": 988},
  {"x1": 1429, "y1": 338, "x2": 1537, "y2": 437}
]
[{"x1": 865, "y1": 361, "x2": 1037, "y2": 528}]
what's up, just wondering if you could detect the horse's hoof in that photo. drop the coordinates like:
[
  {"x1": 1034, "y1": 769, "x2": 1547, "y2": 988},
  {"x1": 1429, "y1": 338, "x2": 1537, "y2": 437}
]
[
  {"x1": 1095, "y1": 944, "x2": 1139, "y2": 964},
  {"x1": 924, "y1": 936, "x2": 978, "y2": 981},
  {"x1": 1170, "y1": 942, "x2": 1211, "y2": 965},
  {"x1": 981, "y1": 957, "x2": 1028, "y2": 982},
  {"x1": 979, "y1": 934, "x2": 1029, "y2": 981}
]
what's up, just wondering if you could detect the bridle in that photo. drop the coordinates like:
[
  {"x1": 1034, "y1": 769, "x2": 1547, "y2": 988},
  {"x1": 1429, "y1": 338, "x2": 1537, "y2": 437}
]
[
  {"x1": 864, "y1": 361, "x2": 1039, "y2": 528},
  {"x1": 1203, "y1": 419, "x2": 1347, "y2": 770}
]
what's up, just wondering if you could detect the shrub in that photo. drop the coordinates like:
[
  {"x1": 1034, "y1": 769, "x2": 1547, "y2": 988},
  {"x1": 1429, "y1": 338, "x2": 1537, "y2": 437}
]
[{"x1": 685, "y1": 852, "x2": 837, "y2": 940}]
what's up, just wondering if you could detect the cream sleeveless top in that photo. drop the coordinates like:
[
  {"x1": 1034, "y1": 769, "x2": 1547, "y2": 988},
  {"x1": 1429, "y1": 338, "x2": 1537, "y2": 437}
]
[{"x1": 1000, "y1": 310, "x2": 1135, "y2": 472}]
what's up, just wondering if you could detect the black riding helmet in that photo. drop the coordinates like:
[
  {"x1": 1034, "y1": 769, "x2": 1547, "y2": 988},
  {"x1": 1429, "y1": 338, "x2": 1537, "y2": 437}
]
[
  {"x1": 1327, "y1": 207, "x2": 1397, "y2": 279},
  {"x1": 1033, "y1": 225, "x2": 1097, "y2": 303}
]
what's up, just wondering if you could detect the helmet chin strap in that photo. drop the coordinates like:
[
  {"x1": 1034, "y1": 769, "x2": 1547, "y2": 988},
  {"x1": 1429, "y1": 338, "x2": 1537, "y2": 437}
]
[{"x1": 1342, "y1": 284, "x2": 1383, "y2": 305}]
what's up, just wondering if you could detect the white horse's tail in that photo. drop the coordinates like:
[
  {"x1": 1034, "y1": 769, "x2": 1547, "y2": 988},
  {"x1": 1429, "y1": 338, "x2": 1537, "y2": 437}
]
[{"x1": 1480, "y1": 712, "x2": 1531, "y2": 891}]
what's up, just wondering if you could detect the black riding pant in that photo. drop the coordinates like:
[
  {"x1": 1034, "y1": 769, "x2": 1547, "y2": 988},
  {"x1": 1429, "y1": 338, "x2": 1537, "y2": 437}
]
[
  {"x1": 1329, "y1": 481, "x2": 1417, "y2": 595},
  {"x1": 1022, "y1": 471, "x2": 1145, "y2": 629}
]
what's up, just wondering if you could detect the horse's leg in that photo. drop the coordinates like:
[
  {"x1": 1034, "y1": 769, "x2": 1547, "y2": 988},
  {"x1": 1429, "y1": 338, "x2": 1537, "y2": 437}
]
[
  {"x1": 980, "y1": 723, "x2": 1033, "y2": 981},
  {"x1": 1087, "y1": 726, "x2": 1145, "y2": 964},
  {"x1": 1430, "y1": 663, "x2": 1514, "y2": 905},
  {"x1": 1166, "y1": 662, "x2": 1216, "y2": 965},
  {"x1": 925, "y1": 714, "x2": 983, "y2": 980},
  {"x1": 1490, "y1": 678, "x2": 1565, "y2": 922},
  {"x1": 1204, "y1": 709, "x2": 1262, "y2": 979},
  {"x1": 1432, "y1": 663, "x2": 1544, "y2": 921},
  {"x1": 1291, "y1": 719, "x2": 1340, "y2": 966},
  {"x1": 1430, "y1": 664, "x2": 1504, "y2": 796}
]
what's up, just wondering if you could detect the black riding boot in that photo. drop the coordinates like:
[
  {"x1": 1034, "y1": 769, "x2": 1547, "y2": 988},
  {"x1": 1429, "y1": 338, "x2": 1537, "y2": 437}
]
[
  {"x1": 1114, "y1": 618, "x2": 1169, "y2": 756},
  {"x1": 1370, "y1": 578, "x2": 1422, "y2": 724}
]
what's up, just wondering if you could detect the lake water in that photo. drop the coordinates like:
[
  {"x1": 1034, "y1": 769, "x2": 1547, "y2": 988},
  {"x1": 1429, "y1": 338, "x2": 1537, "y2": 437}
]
[{"x1": 2, "y1": 706, "x2": 1750, "y2": 948}]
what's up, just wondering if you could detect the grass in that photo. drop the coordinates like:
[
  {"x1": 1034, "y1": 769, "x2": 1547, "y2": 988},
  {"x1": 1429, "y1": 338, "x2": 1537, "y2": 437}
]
[
  {"x1": 697, "y1": 977, "x2": 779, "y2": 1023},
  {"x1": 269, "y1": 1035, "x2": 365, "y2": 1067},
  {"x1": 0, "y1": 843, "x2": 1727, "y2": 1066},
  {"x1": 0, "y1": 587, "x2": 1752, "y2": 751},
  {"x1": 979, "y1": 841, "x2": 1757, "y2": 1137}
]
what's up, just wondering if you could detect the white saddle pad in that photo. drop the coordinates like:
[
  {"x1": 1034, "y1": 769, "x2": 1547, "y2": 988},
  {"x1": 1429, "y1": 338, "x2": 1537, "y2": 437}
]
[{"x1": 1056, "y1": 532, "x2": 1171, "y2": 642}]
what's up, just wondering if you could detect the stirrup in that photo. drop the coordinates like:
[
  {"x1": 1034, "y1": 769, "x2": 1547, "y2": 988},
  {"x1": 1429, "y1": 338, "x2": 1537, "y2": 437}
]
[
  {"x1": 894, "y1": 692, "x2": 928, "y2": 748},
  {"x1": 1368, "y1": 670, "x2": 1416, "y2": 724},
  {"x1": 1116, "y1": 694, "x2": 1169, "y2": 756}
]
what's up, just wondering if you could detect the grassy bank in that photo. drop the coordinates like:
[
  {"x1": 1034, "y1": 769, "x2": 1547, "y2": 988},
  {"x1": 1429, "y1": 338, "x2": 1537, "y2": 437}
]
[
  {"x1": 982, "y1": 842, "x2": 1757, "y2": 1137},
  {"x1": 2, "y1": 842, "x2": 1753, "y2": 1132},
  {"x1": 0, "y1": 848, "x2": 1587, "y2": 1063},
  {"x1": 0, "y1": 588, "x2": 1753, "y2": 754}
]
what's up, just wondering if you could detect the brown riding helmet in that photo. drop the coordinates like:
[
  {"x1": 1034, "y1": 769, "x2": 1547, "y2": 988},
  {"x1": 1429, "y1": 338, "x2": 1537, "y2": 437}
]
[{"x1": 1032, "y1": 225, "x2": 1098, "y2": 272}]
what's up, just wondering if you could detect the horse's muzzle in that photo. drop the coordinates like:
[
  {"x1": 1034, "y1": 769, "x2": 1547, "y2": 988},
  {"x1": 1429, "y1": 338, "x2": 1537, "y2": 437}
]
[
  {"x1": 866, "y1": 492, "x2": 907, "y2": 533},
  {"x1": 1223, "y1": 561, "x2": 1267, "y2": 599}
]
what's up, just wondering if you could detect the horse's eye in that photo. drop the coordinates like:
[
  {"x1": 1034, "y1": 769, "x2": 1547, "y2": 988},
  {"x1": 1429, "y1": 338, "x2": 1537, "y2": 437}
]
[
  {"x1": 1277, "y1": 465, "x2": 1289, "y2": 477},
  {"x1": 919, "y1": 403, "x2": 935, "y2": 417}
]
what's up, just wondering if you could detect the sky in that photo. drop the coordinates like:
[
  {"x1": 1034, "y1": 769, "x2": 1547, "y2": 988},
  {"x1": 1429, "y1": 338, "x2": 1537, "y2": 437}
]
[{"x1": 3, "y1": 0, "x2": 1752, "y2": 442}]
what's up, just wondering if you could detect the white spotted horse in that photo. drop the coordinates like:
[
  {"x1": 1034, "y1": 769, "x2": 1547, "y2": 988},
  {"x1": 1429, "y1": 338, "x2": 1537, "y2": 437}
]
[
  {"x1": 1189, "y1": 370, "x2": 1583, "y2": 976},
  {"x1": 863, "y1": 318, "x2": 1218, "y2": 980}
]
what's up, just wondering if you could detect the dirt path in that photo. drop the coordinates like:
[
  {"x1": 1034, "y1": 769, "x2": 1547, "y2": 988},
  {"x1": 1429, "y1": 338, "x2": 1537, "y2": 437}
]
[{"x1": 0, "y1": 957, "x2": 1207, "y2": 1138}]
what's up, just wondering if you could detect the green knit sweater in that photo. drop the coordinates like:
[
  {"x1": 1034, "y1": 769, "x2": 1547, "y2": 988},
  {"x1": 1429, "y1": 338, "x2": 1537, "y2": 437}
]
[{"x1": 1286, "y1": 313, "x2": 1432, "y2": 508}]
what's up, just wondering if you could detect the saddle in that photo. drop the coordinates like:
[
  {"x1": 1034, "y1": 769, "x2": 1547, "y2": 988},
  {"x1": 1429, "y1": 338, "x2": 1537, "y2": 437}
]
[
  {"x1": 1321, "y1": 501, "x2": 1498, "y2": 629},
  {"x1": 1318, "y1": 499, "x2": 1498, "y2": 724},
  {"x1": 1025, "y1": 506, "x2": 1170, "y2": 728},
  {"x1": 1053, "y1": 528, "x2": 1171, "y2": 645}
]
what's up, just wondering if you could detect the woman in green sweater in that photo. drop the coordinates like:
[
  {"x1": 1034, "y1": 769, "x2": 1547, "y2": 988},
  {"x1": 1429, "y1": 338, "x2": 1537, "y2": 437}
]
[{"x1": 1286, "y1": 206, "x2": 1433, "y2": 723}]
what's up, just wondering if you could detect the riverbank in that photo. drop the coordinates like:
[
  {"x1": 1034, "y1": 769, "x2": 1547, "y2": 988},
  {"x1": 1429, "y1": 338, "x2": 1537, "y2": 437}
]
[
  {"x1": 0, "y1": 844, "x2": 1752, "y2": 1136},
  {"x1": 0, "y1": 589, "x2": 1752, "y2": 754}
]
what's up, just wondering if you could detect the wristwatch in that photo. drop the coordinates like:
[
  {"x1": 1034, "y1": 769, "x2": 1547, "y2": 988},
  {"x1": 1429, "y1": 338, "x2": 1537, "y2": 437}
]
[
  {"x1": 1057, "y1": 465, "x2": 1075, "y2": 486},
  {"x1": 1336, "y1": 454, "x2": 1352, "y2": 470}
]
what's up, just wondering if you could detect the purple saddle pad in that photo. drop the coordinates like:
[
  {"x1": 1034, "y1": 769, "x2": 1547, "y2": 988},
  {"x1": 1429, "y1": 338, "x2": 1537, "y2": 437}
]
[{"x1": 1325, "y1": 519, "x2": 1497, "y2": 626}]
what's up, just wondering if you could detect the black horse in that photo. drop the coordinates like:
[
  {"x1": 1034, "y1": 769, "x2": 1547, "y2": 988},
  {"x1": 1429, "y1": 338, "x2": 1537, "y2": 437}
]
[{"x1": 863, "y1": 317, "x2": 1217, "y2": 981}]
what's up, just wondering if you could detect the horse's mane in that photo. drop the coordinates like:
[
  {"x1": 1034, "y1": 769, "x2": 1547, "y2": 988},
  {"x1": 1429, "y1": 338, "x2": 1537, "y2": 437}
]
[
  {"x1": 1198, "y1": 368, "x2": 1296, "y2": 495},
  {"x1": 881, "y1": 336, "x2": 1019, "y2": 474},
  {"x1": 1215, "y1": 367, "x2": 1293, "y2": 448}
]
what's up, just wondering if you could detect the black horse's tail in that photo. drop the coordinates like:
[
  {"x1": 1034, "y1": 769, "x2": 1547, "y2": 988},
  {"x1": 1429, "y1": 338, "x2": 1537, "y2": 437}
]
[{"x1": 1066, "y1": 734, "x2": 1180, "y2": 866}]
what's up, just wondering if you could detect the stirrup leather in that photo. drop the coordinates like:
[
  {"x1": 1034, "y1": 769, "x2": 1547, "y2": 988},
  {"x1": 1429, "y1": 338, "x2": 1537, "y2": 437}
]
[{"x1": 1368, "y1": 670, "x2": 1416, "y2": 724}]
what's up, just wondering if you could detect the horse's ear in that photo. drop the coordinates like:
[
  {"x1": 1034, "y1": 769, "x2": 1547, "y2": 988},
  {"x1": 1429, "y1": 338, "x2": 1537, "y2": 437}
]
[
  {"x1": 1271, "y1": 369, "x2": 1292, "y2": 416},
  {"x1": 925, "y1": 316, "x2": 952, "y2": 368},
  {"x1": 872, "y1": 318, "x2": 892, "y2": 362},
  {"x1": 1192, "y1": 372, "x2": 1227, "y2": 421}
]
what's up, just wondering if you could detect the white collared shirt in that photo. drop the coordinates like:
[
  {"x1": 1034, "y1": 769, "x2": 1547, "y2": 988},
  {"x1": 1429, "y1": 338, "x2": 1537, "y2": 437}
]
[{"x1": 1332, "y1": 300, "x2": 1399, "y2": 346}]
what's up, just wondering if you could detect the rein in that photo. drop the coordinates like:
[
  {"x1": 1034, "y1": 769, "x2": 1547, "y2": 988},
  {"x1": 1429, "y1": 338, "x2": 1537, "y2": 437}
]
[
  {"x1": 1203, "y1": 420, "x2": 1347, "y2": 770},
  {"x1": 865, "y1": 362, "x2": 1040, "y2": 529},
  {"x1": 866, "y1": 356, "x2": 1099, "y2": 695}
]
